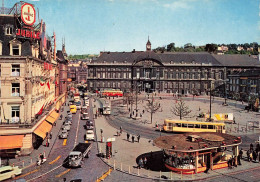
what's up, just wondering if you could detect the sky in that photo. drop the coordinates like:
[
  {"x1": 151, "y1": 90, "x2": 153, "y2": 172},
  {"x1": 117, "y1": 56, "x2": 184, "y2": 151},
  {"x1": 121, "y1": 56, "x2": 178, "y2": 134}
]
[{"x1": 6, "y1": 0, "x2": 260, "y2": 55}]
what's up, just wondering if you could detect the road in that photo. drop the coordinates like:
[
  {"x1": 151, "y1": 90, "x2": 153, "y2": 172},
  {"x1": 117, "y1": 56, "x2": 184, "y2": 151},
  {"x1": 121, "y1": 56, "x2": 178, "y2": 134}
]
[{"x1": 11, "y1": 98, "x2": 109, "y2": 182}]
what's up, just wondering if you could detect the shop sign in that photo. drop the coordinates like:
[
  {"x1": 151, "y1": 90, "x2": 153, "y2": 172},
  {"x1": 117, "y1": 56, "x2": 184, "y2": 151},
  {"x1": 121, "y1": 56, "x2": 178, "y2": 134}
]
[
  {"x1": 44, "y1": 62, "x2": 52, "y2": 70},
  {"x1": 16, "y1": 29, "x2": 40, "y2": 39},
  {"x1": 240, "y1": 77, "x2": 248, "y2": 80},
  {"x1": 21, "y1": 3, "x2": 36, "y2": 26}
]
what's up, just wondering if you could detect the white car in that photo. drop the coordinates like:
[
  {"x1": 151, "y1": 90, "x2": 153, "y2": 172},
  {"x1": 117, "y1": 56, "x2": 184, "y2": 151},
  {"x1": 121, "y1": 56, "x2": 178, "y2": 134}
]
[
  {"x1": 0, "y1": 166, "x2": 22, "y2": 181},
  {"x1": 81, "y1": 113, "x2": 89, "y2": 120},
  {"x1": 62, "y1": 123, "x2": 71, "y2": 131},
  {"x1": 85, "y1": 130, "x2": 94, "y2": 141}
]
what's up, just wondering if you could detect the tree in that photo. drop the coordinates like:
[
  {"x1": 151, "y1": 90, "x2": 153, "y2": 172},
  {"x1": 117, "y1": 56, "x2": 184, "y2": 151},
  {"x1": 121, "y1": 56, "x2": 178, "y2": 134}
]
[
  {"x1": 145, "y1": 93, "x2": 161, "y2": 124},
  {"x1": 171, "y1": 99, "x2": 191, "y2": 120},
  {"x1": 167, "y1": 43, "x2": 175, "y2": 52},
  {"x1": 205, "y1": 44, "x2": 218, "y2": 53}
]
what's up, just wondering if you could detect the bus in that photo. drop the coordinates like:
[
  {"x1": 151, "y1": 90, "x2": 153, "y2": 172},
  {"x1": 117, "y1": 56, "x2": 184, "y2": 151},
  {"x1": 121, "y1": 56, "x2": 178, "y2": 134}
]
[
  {"x1": 101, "y1": 99, "x2": 111, "y2": 115},
  {"x1": 101, "y1": 89, "x2": 123, "y2": 97},
  {"x1": 204, "y1": 113, "x2": 233, "y2": 123},
  {"x1": 163, "y1": 119, "x2": 226, "y2": 133}
]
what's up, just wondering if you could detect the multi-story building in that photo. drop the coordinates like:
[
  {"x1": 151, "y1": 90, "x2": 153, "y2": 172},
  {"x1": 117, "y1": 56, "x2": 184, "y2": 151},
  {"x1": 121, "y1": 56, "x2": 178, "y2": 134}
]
[
  {"x1": 57, "y1": 42, "x2": 68, "y2": 96},
  {"x1": 87, "y1": 39, "x2": 260, "y2": 95},
  {"x1": 68, "y1": 60, "x2": 88, "y2": 84},
  {"x1": 0, "y1": 2, "x2": 66, "y2": 156}
]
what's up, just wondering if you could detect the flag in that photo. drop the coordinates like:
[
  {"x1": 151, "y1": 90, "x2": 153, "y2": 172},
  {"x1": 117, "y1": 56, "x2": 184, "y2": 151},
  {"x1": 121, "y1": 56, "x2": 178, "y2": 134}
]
[
  {"x1": 40, "y1": 77, "x2": 45, "y2": 86},
  {"x1": 37, "y1": 105, "x2": 44, "y2": 115},
  {"x1": 47, "y1": 81, "x2": 50, "y2": 90}
]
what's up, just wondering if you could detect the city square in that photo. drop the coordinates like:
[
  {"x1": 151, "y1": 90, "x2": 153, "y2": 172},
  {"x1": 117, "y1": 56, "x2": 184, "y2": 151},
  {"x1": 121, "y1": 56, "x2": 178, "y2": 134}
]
[{"x1": 0, "y1": 0, "x2": 260, "y2": 182}]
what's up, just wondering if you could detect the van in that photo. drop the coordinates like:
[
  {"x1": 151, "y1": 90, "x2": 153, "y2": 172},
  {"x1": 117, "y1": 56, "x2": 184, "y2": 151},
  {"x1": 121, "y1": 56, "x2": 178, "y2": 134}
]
[{"x1": 70, "y1": 105, "x2": 77, "y2": 114}]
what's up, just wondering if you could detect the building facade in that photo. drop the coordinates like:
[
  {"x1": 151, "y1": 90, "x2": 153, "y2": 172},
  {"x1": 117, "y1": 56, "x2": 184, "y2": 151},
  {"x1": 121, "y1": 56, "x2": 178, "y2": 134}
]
[
  {"x1": 87, "y1": 40, "x2": 260, "y2": 94},
  {"x1": 0, "y1": 2, "x2": 67, "y2": 156}
]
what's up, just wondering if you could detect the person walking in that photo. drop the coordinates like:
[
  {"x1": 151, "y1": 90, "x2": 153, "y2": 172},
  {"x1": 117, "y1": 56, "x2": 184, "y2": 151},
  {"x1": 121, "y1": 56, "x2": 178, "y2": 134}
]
[
  {"x1": 132, "y1": 135, "x2": 135, "y2": 143},
  {"x1": 143, "y1": 157, "x2": 147, "y2": 169},
  {"x1": 49, "y1": 132, "x2": 53, "y2": 139},
  {"x1": 127, "y1": 133, "x2": 130, "y2": 141},
  {"x1": 238, "y1": 153, "x2": 241, "y2": 165},
  {"x1": 253, "y1": 150, "x2": 257, "y2": 162},
  {"x1": 142, "y1": 109, "x2": 145, "y2": 114},
  {"x1": 250, "y1": 143, "x2": 254, "y2": 151},
  {"x1": 247, "y1": 150, "x2": 251, "y2": 162},
  {"x1": 120, "y1": 126, "x2": 123, "y2": 134},
  {"x1": 137, "y1": 135, "x2": 140, "y2": 143},
  {"x1": 138, "y1": 158, "x2": 143, "y2": 169}
]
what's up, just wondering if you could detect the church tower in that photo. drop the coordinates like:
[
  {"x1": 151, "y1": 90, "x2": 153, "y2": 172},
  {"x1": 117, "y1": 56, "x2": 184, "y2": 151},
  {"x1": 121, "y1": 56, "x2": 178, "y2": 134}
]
[
  {"x1": 146, "y1": 36, "x2": 151, "y2": 51},
  {"x1": 62, "y1": 37, "x2": 67, "y2": 57}
]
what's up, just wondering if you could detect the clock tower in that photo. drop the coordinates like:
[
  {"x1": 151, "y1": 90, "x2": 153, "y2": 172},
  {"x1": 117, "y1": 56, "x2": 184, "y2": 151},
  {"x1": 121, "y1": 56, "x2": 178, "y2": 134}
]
[{"x1": 146, "y1": 36, "x2": 151, "y2": 51}]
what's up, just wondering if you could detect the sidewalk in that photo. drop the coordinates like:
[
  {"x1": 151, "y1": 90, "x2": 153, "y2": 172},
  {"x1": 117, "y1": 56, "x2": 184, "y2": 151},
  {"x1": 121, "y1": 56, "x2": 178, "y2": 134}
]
[
  {"x1": 93, "y1": 97, "x2": 260, "y2": 181},
  {"x1": 8, "y1": 99, "x2": 70, "y2": 169}
]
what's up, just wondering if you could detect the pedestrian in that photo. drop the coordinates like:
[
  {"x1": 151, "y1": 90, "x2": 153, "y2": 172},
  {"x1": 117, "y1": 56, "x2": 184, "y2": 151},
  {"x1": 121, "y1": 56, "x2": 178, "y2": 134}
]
[
  {"x1": 233, "y1": 117, "x2": 236, "y2": 124},
  {"x1": 138, "y1": 158, "x2": 143, "y2": 169},
  {"x1": 140, "y1": 113, "x2": 142, "y2": 117},
  {"x1": 142, "y1": 109, "x2": 145, "y2": 114},
  {"x1": 47, "y1": 138, "x2": 50, "y2": 147},
  {"x1": 133, "y1": 111, "x2": 134, "y2": 116},
  {"x1": 256, "y1": 143, "x2": 260, "y2": 153},
  {"x1": 132, "y1": 135, "x2": 135, "y2": 143},
  {"x1": 54, "y1": 122, "x2": 56, "y2": 126},
  {"x1": 143, "y1": 157, "x2": 147, "y2": 168},
  {"x1": 129, "y1": 108, "x2": 130, "y2": 112},
  {"x1": 253, "y1": 150, "x2": 257, "y2": 161},
  {"x1": 60, "y1": 114, "x2": 63, "y2": 120},
  {"x1": 247, "y1": 150, "x2": 251, "y2": 162},
  {"x1": 250, "y1": 143, "x2": 254, "y2": 151},
  {"x1": 130, "y1": 113, "x2": 132, "y2": 118},
  {"x1": 237, "y1": 154, "x2": 241, "y2": 165},
  {"x1": 127, "y1": 133, "x2": 130, "y2": 141},
  {"x1": 49, "y1": 132, "x2": 52, "y2": 139},
  {"x1": 239, "y1": 149, "x2": 243, "y2": 160},
  {"x1": 137, "y1": 135, "x2": 140, "y2": 143}
]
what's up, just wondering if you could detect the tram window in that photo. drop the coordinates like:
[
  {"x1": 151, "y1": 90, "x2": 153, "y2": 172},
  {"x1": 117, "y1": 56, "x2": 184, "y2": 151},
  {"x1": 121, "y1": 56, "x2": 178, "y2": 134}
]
[
  {"x1": 208, "y1": 125, "x2": 214, "y2": 129},
  {"x1": 182, "y1": 123, "x2": 187, "y2": 127},
  {"x1": 176, "y1": 123, "x2": 181, "y2": 127},
  {"x1": 195, "y1": 124, "x2": 200, "y2": 128},
  {"x1": 168, "y1": 123, "x2": 173, "y2": 127},
  {"x1": 201, "y1": 125, "x2": 207, "y2": 129},
  {"x1": 188, "y1": 124, "x2": 194, "y2": 128}
]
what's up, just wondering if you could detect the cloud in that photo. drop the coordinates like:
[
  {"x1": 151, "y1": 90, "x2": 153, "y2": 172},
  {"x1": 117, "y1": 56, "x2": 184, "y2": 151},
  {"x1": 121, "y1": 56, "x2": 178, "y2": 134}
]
[{"x1": 163, "y1": 0, "x2": 208, "y2": 11}]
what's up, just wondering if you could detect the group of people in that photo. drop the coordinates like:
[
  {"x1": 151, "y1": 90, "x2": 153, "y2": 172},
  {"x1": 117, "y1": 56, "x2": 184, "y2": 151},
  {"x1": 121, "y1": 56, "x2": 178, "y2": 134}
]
[
  {"x1": 127, "y1": 133, "x2": 141, "y2": 143},
  {"x1": 138, "y1": 157, "x2": 148, "y2": 169},
  {"x1": 246, "y1": 143, "x2": 260, "y2": 162},
  {"x1": 129, "y1": 109, "x2": 145, "y2": 118}
]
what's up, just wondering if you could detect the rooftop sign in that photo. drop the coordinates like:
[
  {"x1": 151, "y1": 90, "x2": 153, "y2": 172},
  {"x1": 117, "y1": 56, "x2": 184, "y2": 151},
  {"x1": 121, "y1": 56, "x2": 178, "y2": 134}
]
[{"x1": 21, "y1": 3, "x2": 36, "y2": 26}]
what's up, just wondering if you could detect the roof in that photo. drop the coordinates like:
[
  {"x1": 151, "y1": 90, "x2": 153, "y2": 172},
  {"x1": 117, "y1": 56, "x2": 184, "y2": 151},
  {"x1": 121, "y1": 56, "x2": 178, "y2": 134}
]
[
  {"x1": 154, "y1": 132, "x2": 241, "y2": 152},
  {"x1": 212, "y1": 54, "x2": 260, "y2": 67},
  {"x1": 90, "y1": 51, "x2": 260, "y2": 67}
]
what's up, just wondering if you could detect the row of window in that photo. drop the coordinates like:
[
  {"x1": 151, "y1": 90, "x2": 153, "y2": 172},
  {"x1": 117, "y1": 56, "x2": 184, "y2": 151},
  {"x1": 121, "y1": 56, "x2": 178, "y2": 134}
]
[
  {"x1": 0, "y1": 64, "x2": 20, "y2": 76},
  {"x1": 0, "y1": 106, "x2": 20, "y2": 124}
]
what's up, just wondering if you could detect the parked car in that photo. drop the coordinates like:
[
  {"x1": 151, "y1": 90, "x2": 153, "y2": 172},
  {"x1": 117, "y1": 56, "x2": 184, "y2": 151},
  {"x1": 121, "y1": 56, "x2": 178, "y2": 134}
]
[
  {"x1": 62, "y1": 123, "x2": 71, "y2": 131},
  {"x1": 0, "y1": 166, "x2": 22, "y2": 181},
  {"x1": 81, "y1": 106, "x2": 88, "y2": 114},
  {"x1": 85, "y1": 130, "x2": 95, "y2": 140},
  {"x1": 75, "y1": 101, "x2": 82, "y2": 110},
  {"x1": 64, "y1": 119, "x2": 72, "y2": 125},
  {"x1": 81, "y1": 113, "x2": 89, "y2": 120},
  {"x1": 59, "y1": 130, "x2": 69, "y2": 139}
]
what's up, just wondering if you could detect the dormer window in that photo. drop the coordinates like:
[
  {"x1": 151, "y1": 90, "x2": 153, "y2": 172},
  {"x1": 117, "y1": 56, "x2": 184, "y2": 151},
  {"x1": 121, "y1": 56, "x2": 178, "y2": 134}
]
[
  {"x1": 9, "y1": 39, "x2": 21, "y2": 56},
  {"x1": 5, "y1": 25, "x2": 13, "y2": 35}
]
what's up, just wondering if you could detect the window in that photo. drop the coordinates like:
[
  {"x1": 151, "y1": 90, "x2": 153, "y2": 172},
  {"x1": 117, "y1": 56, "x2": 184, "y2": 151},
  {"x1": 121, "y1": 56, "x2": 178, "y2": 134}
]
[
  {"x1": 176, "y1": 123, "x2": 181, "y2": 127},
  {"x1": 11, "y1": 106, "x2": 20, "y2": 123},
  {"x1": 181, "y1": 123, "x2": 187, "y2": 127},
  {"x1": 13, "y1": 45, "x2": 20, "y2": 55},
  {"x1": 195, "y1": 124, "x2": 200, "y2": 128},
  {"x1": 201, "y1": 125, "x2": 207, "y2": 129},
  {"x1": 188, "y1": 124, "x2": 194, "y2": 128},
  {"x1": 11, "y1": 65, "x2": 20, "y2": 76},
  {"x1": 208, "y1": 125, "x2": 214, "y2": 129},
  {"x1": 12, "y1": 83, "x2": 20, "y2": 96},
  {"x1": 5, "y1": 26, "x2": 13, "y2": 35}
]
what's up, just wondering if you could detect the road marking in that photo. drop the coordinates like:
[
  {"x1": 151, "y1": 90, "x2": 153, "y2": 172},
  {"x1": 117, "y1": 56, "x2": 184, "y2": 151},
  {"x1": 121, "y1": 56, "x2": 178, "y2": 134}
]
[
  {"x1": 63, "y1": 139, "x2": 67, "y2": 146},
  {"x1": 27, "y1": 164, "x2": 62, "y2": 182},
  {"x1": 74, "y1": 109, "x2": 81, "y2": 147},
  {"x1": 49, "y1": 156, "x2": 61, "y2": 165},
  {"x1": 55, "y1": 169, "x2": 71, "y2": 178},
  {"x1": 14, "y1": 168, "x2": 39, "y2": 179},
  {"x1": 96, "y1": 168, "x2": 113, "y2": 182}
]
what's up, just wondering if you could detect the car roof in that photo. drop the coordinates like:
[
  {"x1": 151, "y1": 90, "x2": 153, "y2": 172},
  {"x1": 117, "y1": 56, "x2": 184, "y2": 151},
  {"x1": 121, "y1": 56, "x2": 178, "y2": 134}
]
[
  {"x1": 70, "y1": 151, "x2": 81, "y2": 155},
  {"x1": 0, "y1": 166, "x2": 13, "y2": 171}
]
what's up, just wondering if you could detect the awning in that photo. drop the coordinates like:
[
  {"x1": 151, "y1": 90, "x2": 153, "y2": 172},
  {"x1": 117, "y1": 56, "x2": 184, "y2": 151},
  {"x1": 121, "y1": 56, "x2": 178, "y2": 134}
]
[
  {"x1": 34, "y1": 121, "x2": 52, "y2": 139},
  {"x1": 45, "y1": 111, "x2": 59, "y2": 125},
  {"x1": 0, "y1": 135, "x2": 24, "y2": 150}
]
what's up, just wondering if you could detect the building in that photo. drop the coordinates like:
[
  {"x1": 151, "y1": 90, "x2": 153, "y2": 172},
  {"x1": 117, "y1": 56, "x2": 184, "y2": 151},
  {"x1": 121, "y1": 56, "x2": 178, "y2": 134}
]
[
  {"x1": 227, "y1": 70, "x2": 260, "y2": 101},
  {"x1": 154, "y1": 133, "x2": 241, "y2": 174},
  {"x1": 87, "y1": 39, "x2": 260, "y2": 94},
  {"x1": 68, "y1": 59, "x2": 88, "y2": 84},
  {"x1": 0, "y1": 2, "x2": 66, "y2": 156}
]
